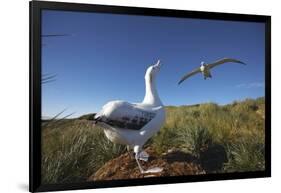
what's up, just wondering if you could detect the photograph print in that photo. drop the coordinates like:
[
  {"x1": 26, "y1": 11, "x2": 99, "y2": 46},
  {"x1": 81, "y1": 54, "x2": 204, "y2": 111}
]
[{"x1": 41, "y1": 9, "x2": 267, "y2": 185}]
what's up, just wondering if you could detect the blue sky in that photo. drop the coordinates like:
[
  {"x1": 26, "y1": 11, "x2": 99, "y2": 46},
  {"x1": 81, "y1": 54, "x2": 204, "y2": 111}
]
[{"x1": 42, "y1": 10, "x2": 265, "y2": 118}]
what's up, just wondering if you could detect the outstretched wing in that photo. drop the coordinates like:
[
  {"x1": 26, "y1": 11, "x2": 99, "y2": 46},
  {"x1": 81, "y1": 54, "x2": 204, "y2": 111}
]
[
  {"x1": 94, "y1": 101, "x2": 156, "y2": 130},
  {"x1": 178, "y1": 67, "x2": 201, "y2": 85},
  {"x1": 207, "y1": 58, "x2": 246, "y2": 69}
]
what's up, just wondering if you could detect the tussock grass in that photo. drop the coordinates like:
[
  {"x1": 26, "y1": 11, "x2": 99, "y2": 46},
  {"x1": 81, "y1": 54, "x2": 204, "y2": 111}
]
[
  {"x1": 178, "y1": 126, "x2": 213, "y2": 156},
  {"x1": 151, "y1": 97, "x2": 265, "y2": 173},
  {"x1": 224, "y1": 135, "x2": 265, "y2": 172},
  {"x1": 42, "y1": 97, "x2": 265, "y2": 184},
  {"x1": 42, "y1": 119, "x2": 126, "y2": 184}
]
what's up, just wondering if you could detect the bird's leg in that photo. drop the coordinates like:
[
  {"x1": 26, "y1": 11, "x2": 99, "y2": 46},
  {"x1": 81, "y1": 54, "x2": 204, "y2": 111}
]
[
  {"x1": 135, "y1": 152, "x2": 145, "y2": 173},
  {"x1": 139, "y1": 150, "x2": 149, "y2": 162},
  {"x1": 127, "y1": 145, "x2": 134, "y2": 159},
  {"x1": 208, "y1": 71, "x2": 212, "y2": 78},
  {"x1": 139, "y1": 151, "x2": 149, "y2": 161},
  {"x1": 134, "y1": 146, "x2": 163, "y2": 174},
  {"x1": 134, "y1": 146, "x2": 145, "y2": 173}
]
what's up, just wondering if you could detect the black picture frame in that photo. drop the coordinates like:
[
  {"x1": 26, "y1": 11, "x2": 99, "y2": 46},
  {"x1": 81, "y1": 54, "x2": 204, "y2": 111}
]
[{"x1": 30, "y1": 1, "x2": 271, "y2": 192}]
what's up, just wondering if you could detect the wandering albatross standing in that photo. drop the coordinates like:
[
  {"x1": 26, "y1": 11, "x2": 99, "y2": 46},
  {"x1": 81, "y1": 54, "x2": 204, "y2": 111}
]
[{"x1": 94, "y1": 60, "x2": 166, "y2": 173}]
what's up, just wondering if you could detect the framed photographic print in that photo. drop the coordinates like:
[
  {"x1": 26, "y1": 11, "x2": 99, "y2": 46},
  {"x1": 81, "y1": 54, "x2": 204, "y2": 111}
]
[{"x1": 30, "y1": 0, "x2": 271, "y2": 192}]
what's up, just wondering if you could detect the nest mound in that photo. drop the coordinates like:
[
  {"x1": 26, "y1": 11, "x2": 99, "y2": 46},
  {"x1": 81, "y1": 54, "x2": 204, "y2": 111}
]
[{"x1": 88, "y1": 147, "x2": 206, "y2": 181}]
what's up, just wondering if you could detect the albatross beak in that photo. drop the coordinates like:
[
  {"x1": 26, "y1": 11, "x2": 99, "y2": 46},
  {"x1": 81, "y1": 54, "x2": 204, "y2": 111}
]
[{"x1": 155, "y1": 59, "x2": 161, "y2": 68}]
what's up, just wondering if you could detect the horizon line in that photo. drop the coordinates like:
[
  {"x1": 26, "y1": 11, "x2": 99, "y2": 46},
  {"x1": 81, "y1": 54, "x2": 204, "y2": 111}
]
[{"x1": 42, "y1": 95, "x2": 265, "y2": 119}]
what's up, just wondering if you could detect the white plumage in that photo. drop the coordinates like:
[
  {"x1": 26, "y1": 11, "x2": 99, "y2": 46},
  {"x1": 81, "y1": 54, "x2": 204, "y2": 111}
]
[{"x1": 94, "y1": 60, "x2": 165, "y2": 173}]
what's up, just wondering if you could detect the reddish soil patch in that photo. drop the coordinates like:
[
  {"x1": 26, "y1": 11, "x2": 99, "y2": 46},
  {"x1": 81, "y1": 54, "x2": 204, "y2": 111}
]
[{"x1": 88, "y1": 147, "x2": 205, "y2": 181}]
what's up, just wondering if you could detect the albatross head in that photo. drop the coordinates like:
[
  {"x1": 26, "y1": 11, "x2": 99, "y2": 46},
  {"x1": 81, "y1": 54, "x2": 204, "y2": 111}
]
[{"x1": 145, "y1": 60, "x2": 162, "y2": 80}]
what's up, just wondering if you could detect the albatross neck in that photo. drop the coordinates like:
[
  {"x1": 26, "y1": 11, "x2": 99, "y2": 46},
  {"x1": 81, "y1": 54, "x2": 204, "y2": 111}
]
[{"x1": 142, "y1": 74, "x2": 162, "y2": 106}]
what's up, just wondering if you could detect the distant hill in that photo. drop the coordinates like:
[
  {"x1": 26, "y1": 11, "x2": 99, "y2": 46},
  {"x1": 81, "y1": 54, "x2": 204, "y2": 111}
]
[{"x1": 78, "y1": 113, "x2": 96, "y2": 120}]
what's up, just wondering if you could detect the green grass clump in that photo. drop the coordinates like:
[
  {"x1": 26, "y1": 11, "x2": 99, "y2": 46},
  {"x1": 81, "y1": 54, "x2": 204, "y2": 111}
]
[
  {"x1": 42, "y1": 119, "x2": 126, "y2": 184},
  {"x1": 178, "y1": 126, "x2": 213, "y2": 156},
  {"x1": 224, "y1": 136, "x2": 265, "y2": 172},
  {"x1": 151, "y1": 126, "x2": 180, "y2": 154},
  {"x1": 151, "y1": 97, "x2": 265, "y2": 173}
]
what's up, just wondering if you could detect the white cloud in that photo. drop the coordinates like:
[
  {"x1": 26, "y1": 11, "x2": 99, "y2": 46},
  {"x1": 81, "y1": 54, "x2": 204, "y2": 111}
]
[{"x1": 236, "y1": 82, "x2": 265, "y2": 89}]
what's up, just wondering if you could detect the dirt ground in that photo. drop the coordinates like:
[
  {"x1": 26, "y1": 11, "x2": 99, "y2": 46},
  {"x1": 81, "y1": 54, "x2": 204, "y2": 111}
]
[{"x1": 88, "y1": 147, "x2": 208, "y2": 181}]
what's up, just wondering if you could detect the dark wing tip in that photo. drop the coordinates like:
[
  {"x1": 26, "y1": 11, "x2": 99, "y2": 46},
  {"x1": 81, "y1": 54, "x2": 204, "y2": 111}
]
[
  {"x1": 178, "y1": 77, "x2": 186, "y2": 85},
  {"x1": 237, "y1": 60, "x2": 246, "y2": 65},
  {"x1": 229, "y1": 58, "x2": 246, "y2": 65},
  {"x1": 228, "y1": 58, "x2": 246, "y2": 65}
]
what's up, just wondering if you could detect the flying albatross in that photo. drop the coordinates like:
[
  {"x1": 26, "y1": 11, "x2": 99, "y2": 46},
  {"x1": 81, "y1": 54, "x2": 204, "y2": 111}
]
[
  {"x1": 94, "y1": 60, "x2": 166, "y2": 174},
  {"x1": 178, "y1": 58, "x2": 246, "y2": 85}
]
